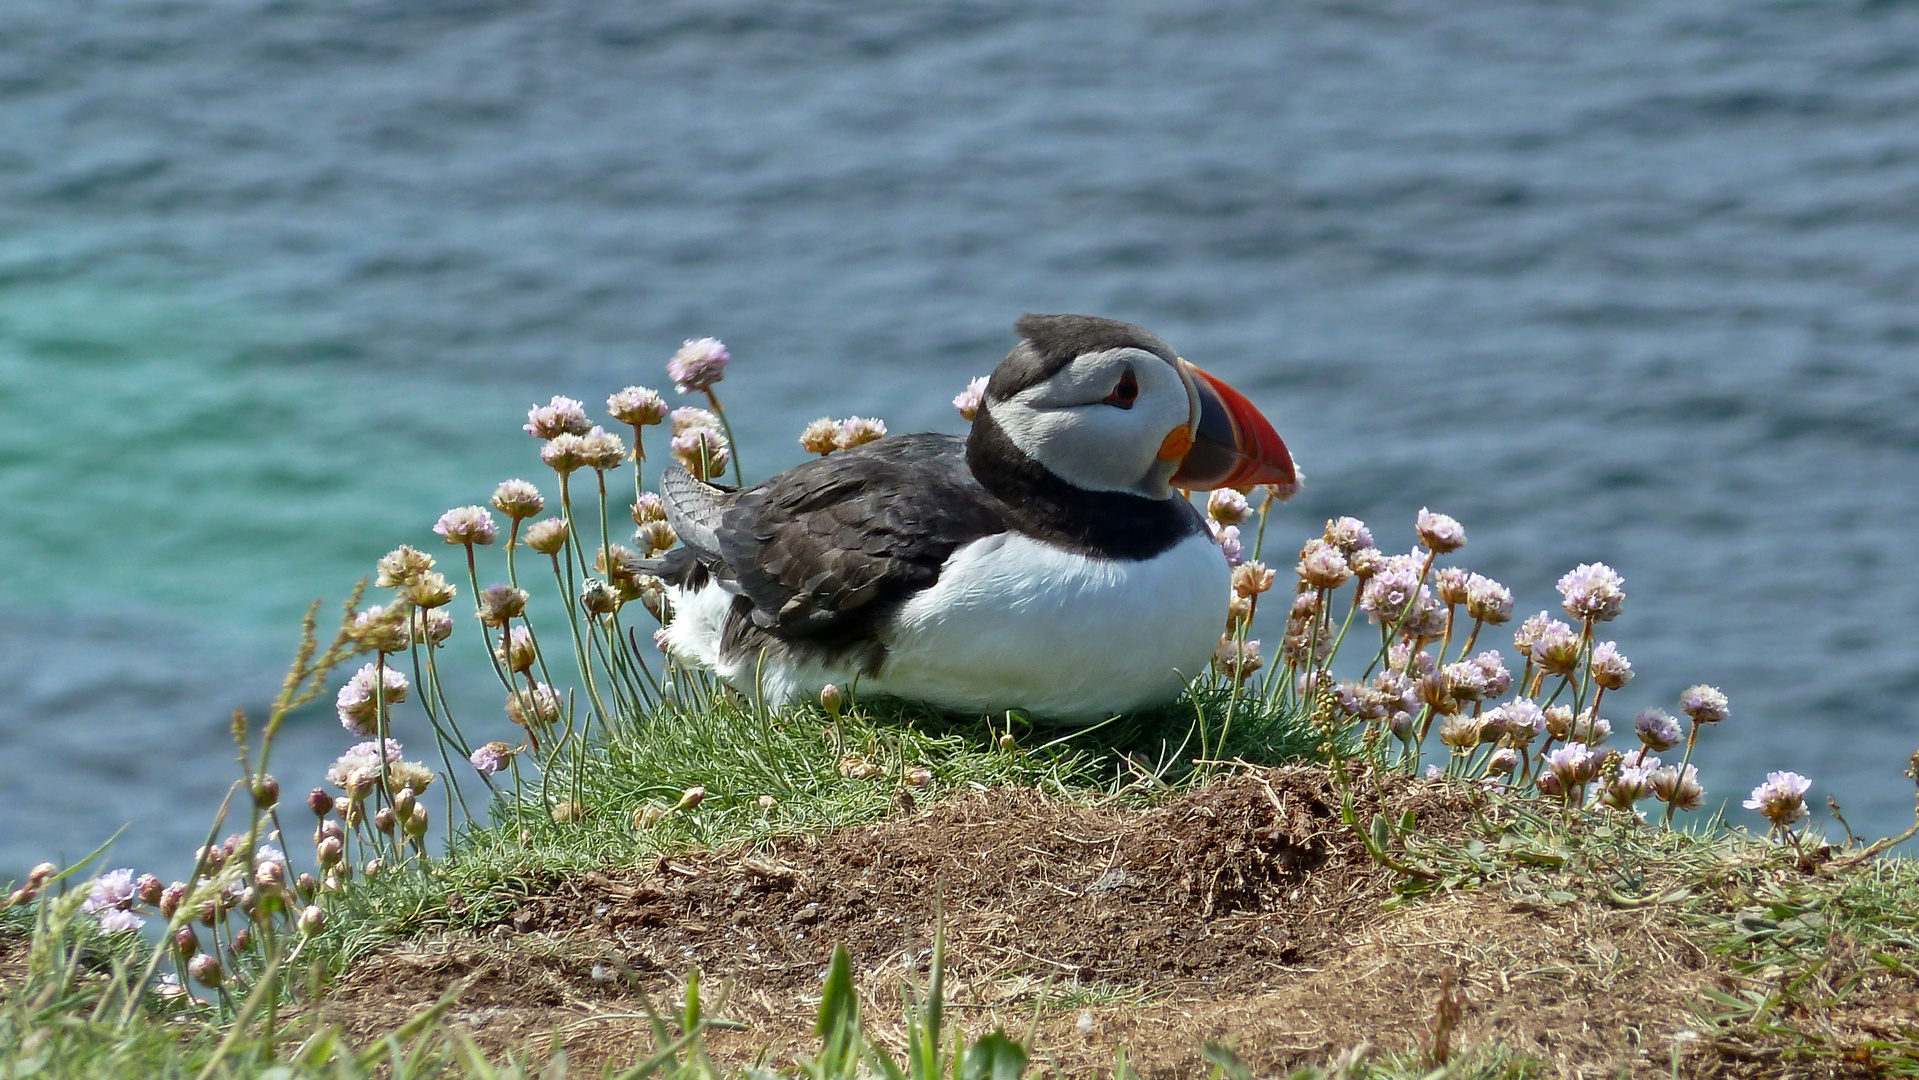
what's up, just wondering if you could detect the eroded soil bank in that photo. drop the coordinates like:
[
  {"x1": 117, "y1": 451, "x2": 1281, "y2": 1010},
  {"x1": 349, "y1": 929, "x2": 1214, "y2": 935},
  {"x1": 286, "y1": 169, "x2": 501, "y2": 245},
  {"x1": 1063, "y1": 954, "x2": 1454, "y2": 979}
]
[{"x1": 320, "y1": 769, "x2": 1906, "y2": 1078}]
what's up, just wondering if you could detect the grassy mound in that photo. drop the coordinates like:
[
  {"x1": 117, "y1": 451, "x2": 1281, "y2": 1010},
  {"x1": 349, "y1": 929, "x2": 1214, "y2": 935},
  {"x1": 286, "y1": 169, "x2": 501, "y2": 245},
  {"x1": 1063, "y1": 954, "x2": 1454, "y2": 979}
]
[{"x1": 6, "y1": 689, "x2": 1919, "y2": 1079}]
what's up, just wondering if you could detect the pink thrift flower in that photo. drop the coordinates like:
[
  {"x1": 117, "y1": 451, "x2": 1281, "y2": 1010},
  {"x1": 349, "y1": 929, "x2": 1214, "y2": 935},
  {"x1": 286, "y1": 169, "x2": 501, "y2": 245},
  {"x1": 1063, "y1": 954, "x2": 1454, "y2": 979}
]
[
  {"x1": 1296, "y1": 539, "x2": 1352, "y2": 590},
  {"x1": 1464, "y1": 574, "x2": 1513, "y2": 624},
  {"x1": 799, "y1": 418, "x2": 841, "y2": 456},
  {"x1": 1415, "y1": 508, "x2": 1466, "y2": 554},
  {"x1": 607, "y1": 386, "x2": 669, "y2": 426},
  {"x1": 524, "y1": 396, "x2": 592, "y2": 439},
  {"x1": 1635, "y1": 708, "x2": 1682, "y2": 751},
  {"x1": 433, "y1": 506, "x2": 498, "y2": 546},
  {"x1": 670, "y1": 427, "x2": 731, "y2": 482},
  {"x1": 1208, "y1": 522, "x2": 1245, "y2": 566},
  {"x1": 1207, "y1": 489, "x2": 1251, "y2": 527},
  {"x1": 469, "y1": 741, "x2": 517, "y2": 775},
  {"x1": 1743, "y1": 771, "x2": 1811, "y2": 828},
  {"x1": 1323, "y1": 516, "x2": 1374, "y2": 554},
  {"x1": 1679, "y1": 684, "x2": 1730, "y2": 725},
  {"x1": 667, "y1": 337, "x2": 730, "y2": 393},
  {"x1": 336, "y1": 663, "x2": 410, "y2": 735},
  {"x1": 1557, "y1": 562, "x2": 1625, "y2": 623},
  {"x1": 82, "y1": 869, "x2": 138, "y2": 915},
  {"x1": 836, "y1": 416, "x2": 887, "y2": 450},
  {"x1": 953, "y1": 376, "x2": 988, "y2": 421},
  {"x1": 670, "y1": 406, "x2": 721, "y2": 435},
  {"x1": 491, "y1": 479, "x2": 544, "y2": 520},
  {"x1": 1589, "y1": 641, "x2": 1633, "y2": 690}
]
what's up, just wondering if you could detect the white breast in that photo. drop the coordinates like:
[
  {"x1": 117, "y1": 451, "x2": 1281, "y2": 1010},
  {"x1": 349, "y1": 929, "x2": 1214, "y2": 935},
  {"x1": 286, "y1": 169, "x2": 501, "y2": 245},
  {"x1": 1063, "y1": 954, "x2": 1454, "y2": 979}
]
[{"x1": 664, "y1": 530, "x2": 1231, "y2": 721}]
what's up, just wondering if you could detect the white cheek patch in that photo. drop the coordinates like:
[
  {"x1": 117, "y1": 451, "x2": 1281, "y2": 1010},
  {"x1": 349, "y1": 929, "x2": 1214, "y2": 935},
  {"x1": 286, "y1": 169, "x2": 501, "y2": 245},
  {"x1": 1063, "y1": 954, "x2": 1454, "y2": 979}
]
[{"x1": 990, "y1": 349, "x2": 1192, "y2": 497}]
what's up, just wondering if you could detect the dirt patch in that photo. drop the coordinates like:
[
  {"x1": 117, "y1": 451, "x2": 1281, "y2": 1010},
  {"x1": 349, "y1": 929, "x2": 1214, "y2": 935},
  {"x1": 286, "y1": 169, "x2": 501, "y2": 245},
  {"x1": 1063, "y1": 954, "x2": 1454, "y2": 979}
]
[{"x1": 318, "y1": 769, "x2": 1899, "y2": 1078}]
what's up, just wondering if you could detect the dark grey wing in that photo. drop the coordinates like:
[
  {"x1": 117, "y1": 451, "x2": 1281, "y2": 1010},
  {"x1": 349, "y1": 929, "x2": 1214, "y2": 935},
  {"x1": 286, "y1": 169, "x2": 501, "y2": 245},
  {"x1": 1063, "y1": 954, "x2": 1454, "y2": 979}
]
[{"x1": 717, "y1": 433, "x2": 1006, "y2": 640}]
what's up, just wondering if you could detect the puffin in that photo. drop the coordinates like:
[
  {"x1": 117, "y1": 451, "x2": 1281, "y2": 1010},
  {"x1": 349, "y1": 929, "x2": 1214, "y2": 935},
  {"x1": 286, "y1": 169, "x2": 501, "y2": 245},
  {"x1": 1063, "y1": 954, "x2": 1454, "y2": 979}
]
[{"x1": 648, "y1": 313, "x2": 1298, "y2": 721}]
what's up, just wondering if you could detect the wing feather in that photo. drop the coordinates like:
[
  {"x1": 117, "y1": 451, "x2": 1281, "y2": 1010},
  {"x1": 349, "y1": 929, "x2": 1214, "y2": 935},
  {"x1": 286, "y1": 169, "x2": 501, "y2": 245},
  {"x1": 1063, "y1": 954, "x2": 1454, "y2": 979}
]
[{"x1": 716, "y1": 433, "x2": 1005, "y2": 641}]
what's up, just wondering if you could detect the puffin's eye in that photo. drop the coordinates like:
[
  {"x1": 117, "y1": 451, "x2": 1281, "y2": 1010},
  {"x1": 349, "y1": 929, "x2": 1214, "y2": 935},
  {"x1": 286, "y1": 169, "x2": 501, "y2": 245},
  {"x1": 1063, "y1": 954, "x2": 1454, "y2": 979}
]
[{"x1": 1101, "y1": 369, "x2": 1139, "y2": 410}]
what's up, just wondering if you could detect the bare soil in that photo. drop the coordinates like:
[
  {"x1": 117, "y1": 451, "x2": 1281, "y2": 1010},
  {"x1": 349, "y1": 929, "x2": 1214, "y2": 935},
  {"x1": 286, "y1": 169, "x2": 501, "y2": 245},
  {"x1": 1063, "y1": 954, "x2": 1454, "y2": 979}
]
[{"x1": 314, "y1": 768, "x2": 1907, "y2": 1078}]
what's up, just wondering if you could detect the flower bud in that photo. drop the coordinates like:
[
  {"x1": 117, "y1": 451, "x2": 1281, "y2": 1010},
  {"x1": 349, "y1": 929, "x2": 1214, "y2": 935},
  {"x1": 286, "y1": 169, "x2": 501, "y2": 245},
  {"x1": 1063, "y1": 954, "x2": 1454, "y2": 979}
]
[
  {"x1": 839, "y1": 756, "x2": 881, "y2": 779},
  {"x1": 160, "y1": 882, "x2": 186, "y2": 919},
  {"x1": 257, "y1": 860, "x2": 285, "y2": 888},
  {"x1": 404, "y1": 805, "x2": 429, "y2": 839},
  {"x1": 1543, "y1": 705, "x2": 1574, "y2": 741},
  {"x1": 580, "y1": 577, "x2": 620, "y2": 616},
  {"x1": 374, "y1": 807, "x2": 396, "y2": 835},
  {"x1": 231, "y1": 927, "x2": 253, "y2": 953},
  {"x1": 364, "y1": 858, "x2": 382, "y2": 878},
  {"x1": 251, "y1": 774, "x2": 280, "y2": 810},
  {"x1": 550, "y1": 802, "x2": 584, "y2": 823},
  {"x1": 28, "y1": 863, "x2": 57, "y2": 887},
  {"x1": 296, "y1": 873, "x2": 319, "y2": 901},
  {"x1": 392, "y1": 787, "x2": 416, "y2": 822},
  {"x1": 298, "y1": 904, "x2": 327, "y2": 937},
  {"x1": 308, "y1": 788, "x2": 334, "y2": 818},
  {"x1": 997, "y1": 732, "x2": 1017, "y2": 753},
  {"x1": 136, "y1": 873, "x2": 164, "y2": 906},
  {"x1": 1486, "y1": 747, "x2": 1518, "y2": 776},
  {"x1": 316, "y1": 837, "x2": 344, "y2": 868},
  {"x1": 173, "y1": 927, "x2": 200, "y2": 956},
  {"x1": 674, "y1": 785, "x2": 706, "y2": 811},
  {"x1": 188, "y1": 954, "x2": 223, "y2": 988},
  {"x1": 758, "y1": 795, "x2": 777, "y2": 811},
  {"x1": 819, "y1": 684, "x2": 843, "y2": 718},
  {"x1": 633, "y1": 805, "x2": 666, "y2": 830},
  {"x1": 903, "y1": 767, "x2": 932, "y2": 788}
]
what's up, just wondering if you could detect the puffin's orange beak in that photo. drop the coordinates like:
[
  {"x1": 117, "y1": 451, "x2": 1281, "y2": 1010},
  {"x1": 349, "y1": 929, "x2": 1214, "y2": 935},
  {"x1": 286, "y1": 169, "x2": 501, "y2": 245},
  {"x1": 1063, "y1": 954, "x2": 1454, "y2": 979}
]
[{"x1": 1168, "y1": 361, "x2": 1299, "y2": 496}]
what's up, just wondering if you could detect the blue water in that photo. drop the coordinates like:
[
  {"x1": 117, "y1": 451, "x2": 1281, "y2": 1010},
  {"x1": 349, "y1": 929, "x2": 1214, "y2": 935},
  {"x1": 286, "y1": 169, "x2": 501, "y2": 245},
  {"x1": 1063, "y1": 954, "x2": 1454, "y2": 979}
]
[{"x1": 6, "y1": 0, "x2": 1919, "y2": 880}]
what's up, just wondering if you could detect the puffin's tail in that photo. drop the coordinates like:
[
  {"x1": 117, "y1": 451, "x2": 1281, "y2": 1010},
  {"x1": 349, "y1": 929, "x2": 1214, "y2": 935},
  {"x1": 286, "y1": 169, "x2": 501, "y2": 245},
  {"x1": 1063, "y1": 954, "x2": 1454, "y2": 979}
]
[
  {"x1": 658, "y1": 464, "x2": 729, "y2": 558},
  {"x1": 638, "y1": 465, "x2": 733, "y2": 589}
]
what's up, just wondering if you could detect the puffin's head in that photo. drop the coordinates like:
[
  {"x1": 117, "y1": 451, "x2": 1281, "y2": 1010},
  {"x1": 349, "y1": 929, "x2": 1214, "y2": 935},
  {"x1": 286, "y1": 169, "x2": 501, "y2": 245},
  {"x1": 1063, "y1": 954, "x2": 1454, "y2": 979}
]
[{"x1": 973, "y1": 313, "x2": 1298, "y2": 500}]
